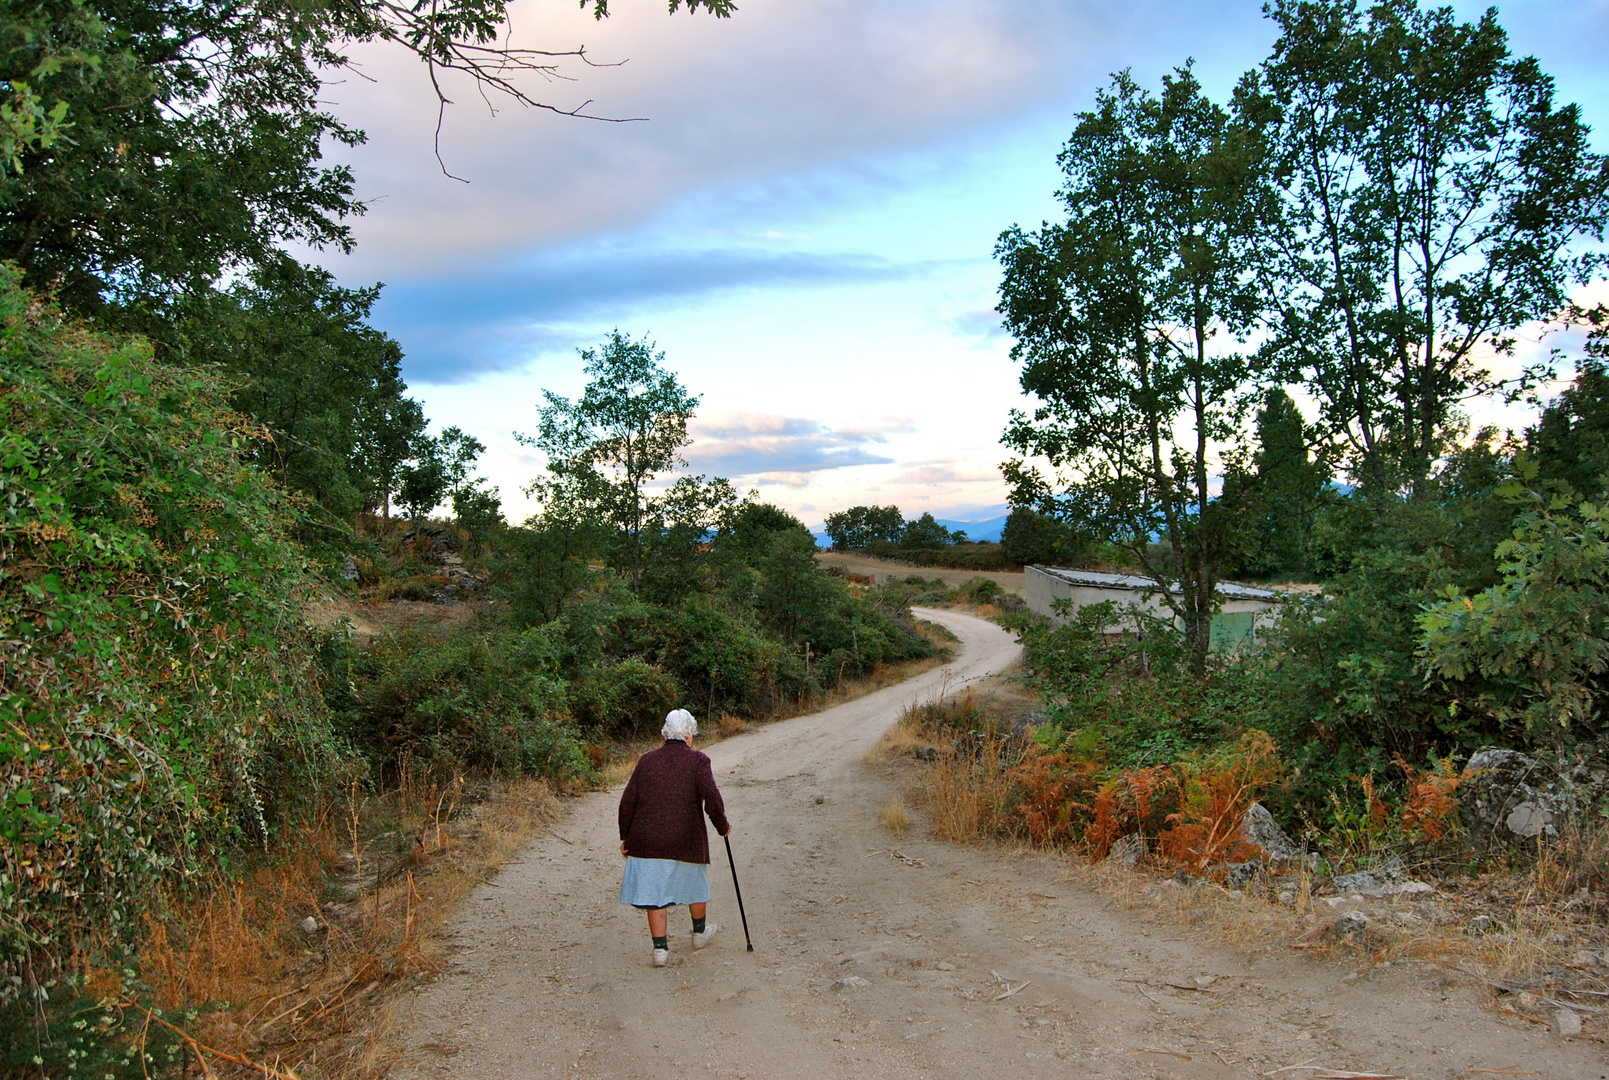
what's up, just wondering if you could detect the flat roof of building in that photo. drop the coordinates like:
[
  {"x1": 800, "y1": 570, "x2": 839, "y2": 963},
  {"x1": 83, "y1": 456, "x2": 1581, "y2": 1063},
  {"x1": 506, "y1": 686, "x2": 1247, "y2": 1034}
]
[{"x1": 1029, "y1": 565, "x2": 1282, "y2": 601}]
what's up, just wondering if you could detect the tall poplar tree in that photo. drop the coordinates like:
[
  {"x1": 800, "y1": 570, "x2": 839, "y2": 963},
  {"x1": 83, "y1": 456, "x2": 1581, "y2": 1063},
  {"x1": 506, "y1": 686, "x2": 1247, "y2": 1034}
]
[
  {"x1": 1251, "y1": 0, "x2": 1609, "y2": 487},
  {"x1": 997, "y1": 65, "x2": 1273, "y2": 672},
  {"x1": 524, "y1": 331, "x2": 701, "y2": 592}
]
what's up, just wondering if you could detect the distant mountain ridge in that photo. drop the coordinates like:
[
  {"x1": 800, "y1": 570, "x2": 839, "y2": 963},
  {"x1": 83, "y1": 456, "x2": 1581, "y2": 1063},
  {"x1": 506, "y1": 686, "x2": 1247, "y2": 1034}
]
[{"x1": 934, "y1": 515, "x2": 1008, "y2": 543}]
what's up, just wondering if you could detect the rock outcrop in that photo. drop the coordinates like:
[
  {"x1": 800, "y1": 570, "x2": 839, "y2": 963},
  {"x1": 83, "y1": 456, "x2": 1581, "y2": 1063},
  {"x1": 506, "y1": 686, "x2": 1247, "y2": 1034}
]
[
  {"x1": 1241, "y1": 802, "x2": 1304, "y2": 862},
  {"x1": 1459, "y1": 747, "x2": 1590, "y2": 849}
]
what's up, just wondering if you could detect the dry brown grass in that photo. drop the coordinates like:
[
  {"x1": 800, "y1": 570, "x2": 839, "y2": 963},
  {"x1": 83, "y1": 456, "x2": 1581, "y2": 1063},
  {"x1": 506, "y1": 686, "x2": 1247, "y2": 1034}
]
[
  {"x1": 881, "y1": 796, "x2": 912, "y2": 835},
  {"x1": 129, "y1": 774, "x2": 565, "y2": 1079},
  {"x1": 873, "y1": 690, "x2": 1026, "y2": 844},
  {"x1": 864, "y1": 718, "x2": 939, "y2": 765},
  {"x1": 927, "y1": 735, "x2": 1017, "y2": 843}
]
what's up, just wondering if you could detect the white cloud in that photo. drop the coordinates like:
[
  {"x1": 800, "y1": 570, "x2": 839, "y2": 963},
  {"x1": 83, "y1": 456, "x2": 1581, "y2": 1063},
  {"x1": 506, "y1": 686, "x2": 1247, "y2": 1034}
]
[
  {"x1": 685, "y1": 413, "x2": 913, "y2": 477},
  {"x1": 315, "y1": 0, "x2": 1151, "y2": 277}
]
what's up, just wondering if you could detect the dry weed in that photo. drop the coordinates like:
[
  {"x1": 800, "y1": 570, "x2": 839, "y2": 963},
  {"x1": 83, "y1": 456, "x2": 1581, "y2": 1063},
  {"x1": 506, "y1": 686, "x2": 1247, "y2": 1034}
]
[
  {"x1": 928, "y1": 735, "x2": 1017, "y2": 843},
  {"x1": 134, "y1": 774, "x2": 564, "y2": 1079},
  {"x1": 865, "y1": 720, "x2": 938, "y2": 765},
  {"x1": 881, "y1": 797, "x2": 912, "y2": 835}
]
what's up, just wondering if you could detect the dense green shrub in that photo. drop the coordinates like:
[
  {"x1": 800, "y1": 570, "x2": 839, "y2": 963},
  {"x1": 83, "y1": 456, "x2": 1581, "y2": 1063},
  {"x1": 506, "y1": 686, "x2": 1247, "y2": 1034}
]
[
  {"x1": 347, "y1": 626, "x2": 591, "y2": 778},
  {"x1": 0, "y1": 269, "x2": 341, "y2": 999},
  {"x1": 862, "y1": 540, "x2": 1017, "y2": 570},
  {"x1": 1420, "y1": 485, "x2": 1609, "y2": 746}
]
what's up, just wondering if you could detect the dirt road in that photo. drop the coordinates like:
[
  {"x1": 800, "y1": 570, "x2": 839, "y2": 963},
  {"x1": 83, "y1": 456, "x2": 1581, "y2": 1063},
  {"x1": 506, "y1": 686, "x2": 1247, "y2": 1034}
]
[{"x1": 391, "y1": 610, "x2": 1604, "y2": 1080}]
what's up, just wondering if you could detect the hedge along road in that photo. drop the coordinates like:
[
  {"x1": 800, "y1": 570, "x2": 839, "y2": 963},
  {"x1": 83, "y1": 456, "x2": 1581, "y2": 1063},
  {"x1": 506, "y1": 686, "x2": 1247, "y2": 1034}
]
[{"x1": 390, "y1": 609, "x2": 1602, "y2": 1080}]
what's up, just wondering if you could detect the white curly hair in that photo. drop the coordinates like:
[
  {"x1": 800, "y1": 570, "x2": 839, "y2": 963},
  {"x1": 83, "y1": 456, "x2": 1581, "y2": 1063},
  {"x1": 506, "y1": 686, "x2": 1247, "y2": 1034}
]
[{"x1": 661, "y1": 708, "x2": 697, "y2": 741}]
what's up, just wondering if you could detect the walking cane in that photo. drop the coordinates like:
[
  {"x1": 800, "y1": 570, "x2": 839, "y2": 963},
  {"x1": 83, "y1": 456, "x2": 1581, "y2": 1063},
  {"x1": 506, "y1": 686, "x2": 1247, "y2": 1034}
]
[{"x1": 723, "y1": 834, "x2": 754, "y2": 952}]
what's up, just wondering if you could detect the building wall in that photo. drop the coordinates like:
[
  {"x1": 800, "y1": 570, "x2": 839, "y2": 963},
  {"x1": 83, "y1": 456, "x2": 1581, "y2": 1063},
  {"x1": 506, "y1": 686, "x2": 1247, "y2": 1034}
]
[{"x1": 1025, "y1": 566, "x2": 1280, "y2": 650}]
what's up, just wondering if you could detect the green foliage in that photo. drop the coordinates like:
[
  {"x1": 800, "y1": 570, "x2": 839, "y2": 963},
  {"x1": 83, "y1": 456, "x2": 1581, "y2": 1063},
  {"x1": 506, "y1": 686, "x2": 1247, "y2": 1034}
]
[
  {"x1": 169, "y1": 258, "x2": 426, "y2": 526},
  {"x1": 997, "y1": 62, "x2": 1274, "y2": 672},
  {"x1": 823, "y1": 504, "x2": 905, "y2": 550},
  {"x1": 1, "y1": 0, "x2": 363, "y2": 316},
  {"x1": 957, "y1": 577, "x2": 1004, "y2": 604},
  {"x1": 1225, "y1": 388, "x2": 1331, "y2": 578},
  {"x1": 0, "y1": 985, "x2": 190, "y2": 1078},
  {"x1": 900, "y1": 512, "x2": 954, "y2": 549},
  {"x1": 1017, "y1": 604, "x2": 1216, "y2": 765},
  {"x1": 825, "y1": 505, "x2": 1018, "y2": 567},
  {"x1": 522, "y1": 330, "x2": 700, "y2": 591},
  {"x1": 1000, "y1": 507, "x2": 1088, "y2": 567},
  {"x1": 1420, "y1": 484, "x2": 1609, "y2": 744},
  {"x1": 876, "y1": 575, "x2": 956, "y2": 609},
  {"x1": 1530, "y1": 319, "x2": 1609, "y2": 499},
  {"x1": 868, "y1": 541, "x2": 1016, "y2": 571},
  {"x1": 0, "y1": 268, "x2": 340, "y2": 998},
  {"x1": 1, "y1": 0, "x2": 739, "y2": 320},
  {"x1": 348, "y1": 625, "x2": 590, "y2": 778},
  {"x1": 1253, "y1": 0, "x2": 1609, "y2": 483},
  {"x1": 452, "y1": 483, "x2": 506, "y2": 553},
  {"x1": 398, "y1": 426, "x2": 485, "y2": 522}
]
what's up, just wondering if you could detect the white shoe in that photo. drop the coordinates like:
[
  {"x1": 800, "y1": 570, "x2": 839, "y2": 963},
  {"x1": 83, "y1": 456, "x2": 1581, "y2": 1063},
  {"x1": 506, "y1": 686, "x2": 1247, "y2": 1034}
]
[
  {"x1": 652, "y1": 947, "x2": 669, "y2": 967},
  {"x1": 691, "y1": 923, "x2": 718, "y2": 950}
]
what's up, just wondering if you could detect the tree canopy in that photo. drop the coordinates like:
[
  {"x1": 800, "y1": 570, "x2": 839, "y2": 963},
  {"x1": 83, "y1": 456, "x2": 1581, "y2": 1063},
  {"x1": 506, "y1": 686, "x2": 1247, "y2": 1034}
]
[
  {"x1": 997, "y1": 63, "x2": 1273, "y2": 670},
  {"x1": 1252, "y1": 0, "x2": 1609, "y2": 485}
]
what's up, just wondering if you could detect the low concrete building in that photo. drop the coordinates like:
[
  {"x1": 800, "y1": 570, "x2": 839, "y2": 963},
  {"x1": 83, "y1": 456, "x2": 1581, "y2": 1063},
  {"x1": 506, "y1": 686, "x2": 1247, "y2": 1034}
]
[{"x1": 1024, "y1": 565, "x2": 1283, "y2": 651}]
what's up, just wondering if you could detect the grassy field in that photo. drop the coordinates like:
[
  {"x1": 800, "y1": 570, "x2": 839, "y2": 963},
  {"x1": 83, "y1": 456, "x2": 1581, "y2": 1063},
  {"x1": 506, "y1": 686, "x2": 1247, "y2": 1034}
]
[{"x1": 816, "y1": 549, "x2": 1027, "y2": 595}]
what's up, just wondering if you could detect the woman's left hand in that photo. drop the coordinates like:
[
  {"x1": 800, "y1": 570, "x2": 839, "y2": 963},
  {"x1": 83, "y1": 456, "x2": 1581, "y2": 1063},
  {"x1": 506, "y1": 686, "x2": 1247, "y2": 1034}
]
[{"x1": 620, "y1": 842, "x2": 628, "y2": 858}]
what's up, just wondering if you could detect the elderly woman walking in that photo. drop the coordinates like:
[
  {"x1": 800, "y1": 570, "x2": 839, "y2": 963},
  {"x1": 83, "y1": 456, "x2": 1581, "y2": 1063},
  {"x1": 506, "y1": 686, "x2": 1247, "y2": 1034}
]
[{"x1": 618, "y1": 708, "x2": 731, "y2": 967}]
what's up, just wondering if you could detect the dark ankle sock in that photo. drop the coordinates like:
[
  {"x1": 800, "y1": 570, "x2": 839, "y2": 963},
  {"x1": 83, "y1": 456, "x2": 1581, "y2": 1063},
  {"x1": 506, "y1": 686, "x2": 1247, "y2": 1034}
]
[
  {"x1": 652, "y1": 935, "x2": 669, "y2": 950},
  {"x1": 692, "y1": 917, "x2": 707, "y2": 934}
]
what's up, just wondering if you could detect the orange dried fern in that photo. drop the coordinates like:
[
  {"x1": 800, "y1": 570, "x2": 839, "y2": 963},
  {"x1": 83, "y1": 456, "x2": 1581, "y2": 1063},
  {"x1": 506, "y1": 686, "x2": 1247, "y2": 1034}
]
[
  {"x1": 1395, "y1": 754, "x2": 1462, "y2": 842},
  {"x1": 1155, "y1": 731, "x2": 1282, "y2": 870}
]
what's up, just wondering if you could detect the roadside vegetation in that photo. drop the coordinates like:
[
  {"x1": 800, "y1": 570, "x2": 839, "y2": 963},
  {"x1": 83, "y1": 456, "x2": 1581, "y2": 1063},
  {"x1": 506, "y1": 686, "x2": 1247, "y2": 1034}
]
[
  {"x1": 871, "y1": 0, "x2": 1609, "y2": 1031},
  {"x1": 0, "y1": 284, "x2": 942, "y2": 1075}
]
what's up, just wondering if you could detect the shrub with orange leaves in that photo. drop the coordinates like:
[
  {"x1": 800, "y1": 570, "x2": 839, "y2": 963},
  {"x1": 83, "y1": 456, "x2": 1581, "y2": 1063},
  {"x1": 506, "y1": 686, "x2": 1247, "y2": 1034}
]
[
  {"x1": 1083, "y1": 765, "x2": 1184, "y2": 857},
  {"x1": 1154, "y1": 731, "x2": 1283, "y2": 870},
  {"x1": 1008, "y1": 747, "x2": 1100, "y2": 846},
  {"x1": 1395, "y1": 754, "x2": 1462, "y2": 841},
  {"x1": 1001, "y1": 729, "x2": 1286, "y2": 868}
]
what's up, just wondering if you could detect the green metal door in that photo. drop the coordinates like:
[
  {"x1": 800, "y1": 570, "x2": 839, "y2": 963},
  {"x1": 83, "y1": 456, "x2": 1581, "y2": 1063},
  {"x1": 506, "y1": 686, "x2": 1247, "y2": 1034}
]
[{"x1": 1209, "y1": 610, "x2": 1256, "y2": 652}]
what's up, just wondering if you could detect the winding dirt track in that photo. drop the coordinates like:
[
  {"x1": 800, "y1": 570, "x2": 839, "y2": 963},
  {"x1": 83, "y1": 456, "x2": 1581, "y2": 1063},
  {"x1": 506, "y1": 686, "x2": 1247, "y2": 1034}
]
[{"x1": 392, "y1": 610, "x2": 1603, "y2": 1080}]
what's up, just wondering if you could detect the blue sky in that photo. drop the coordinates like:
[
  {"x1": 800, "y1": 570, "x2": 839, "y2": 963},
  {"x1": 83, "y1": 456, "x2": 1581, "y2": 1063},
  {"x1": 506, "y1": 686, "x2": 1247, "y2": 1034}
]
[{"x1": 313, "y1": 0, "x2": 1609, "y2": 528}]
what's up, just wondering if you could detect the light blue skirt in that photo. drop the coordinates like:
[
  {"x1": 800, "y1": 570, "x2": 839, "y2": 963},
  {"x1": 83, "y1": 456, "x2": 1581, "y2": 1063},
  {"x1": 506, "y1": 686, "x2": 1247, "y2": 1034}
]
[{"x1": 619, "y1": 856, "x2": 710, "y2": 909}]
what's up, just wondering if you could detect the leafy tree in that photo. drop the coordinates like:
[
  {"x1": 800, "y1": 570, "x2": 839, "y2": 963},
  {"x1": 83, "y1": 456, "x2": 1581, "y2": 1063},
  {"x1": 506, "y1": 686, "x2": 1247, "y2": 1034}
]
[
  {"x1": 0, "y1": 0, "x2": 736, "y2": 322},
  {"x1": 523, "y1": 331, "x2": 700, "y2": 591},
  {"x1": 1000, "y1": 507, "x2": 1088, "y2": 566},
  {"x1": 823, "y1": 504, "x2": 905, "y2": 549},
  {"x1": 900, "y1": 512, "x2": 954, "y2": 550},
  {"x1": 168, "y1": 257, "x2": 425, "y2": 524},
  {"x1": 1, "y1": 0, "x2": 360, "y2": 320},
  {"x1": 997, "y1": 64, "x2": 1273, "y2": 672},
  {"x1": 721, "y1": 500, "x2": 811, "y2": 549},
  {"x1": 452, "y1": 484, "x2": 506, "y2": 551},
  {"x1": 1251, "y1": 0, "x2": 1609, "y2": 487},
  {"x1": 1530, "y1": 310, "x2": 1609, "y2": 499},
  {"x1": 637, "y1": 474, "x2": 738, "y2": 605},
  {"x1": 755, "y1": 525, "x2": 836, "y2": 645},
  {"x1": 1229, "y1": 388, "x2": 1331, "y2": 577},
  {"x1": 398, "y1": 425, "x2": 484, "y2": 522}
]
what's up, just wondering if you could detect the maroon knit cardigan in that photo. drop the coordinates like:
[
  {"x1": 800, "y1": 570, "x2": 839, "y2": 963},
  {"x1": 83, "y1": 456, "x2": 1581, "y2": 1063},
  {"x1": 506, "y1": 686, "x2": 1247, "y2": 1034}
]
[{"x1": 618, "y1": 740, "x2": 730, "y2": 865}]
